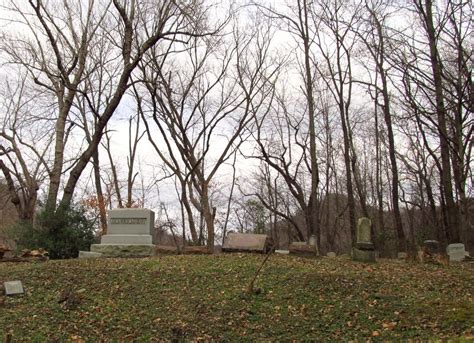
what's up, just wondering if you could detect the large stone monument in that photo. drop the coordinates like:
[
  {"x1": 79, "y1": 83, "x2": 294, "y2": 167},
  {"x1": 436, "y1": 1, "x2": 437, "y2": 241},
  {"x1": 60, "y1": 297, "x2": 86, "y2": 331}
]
[
  {"x1": 90, "y1": 208, "x2": 156, "y2": 257},
  {"x1": 352, "y1": 217, "x2": 376, "y2": 262}
]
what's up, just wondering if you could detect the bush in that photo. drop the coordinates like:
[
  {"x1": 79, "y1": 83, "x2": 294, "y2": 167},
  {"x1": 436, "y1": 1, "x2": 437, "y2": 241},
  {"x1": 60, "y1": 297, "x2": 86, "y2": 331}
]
[{"x1": 13, "y1": 205, "x2": 98, "y2": 259}]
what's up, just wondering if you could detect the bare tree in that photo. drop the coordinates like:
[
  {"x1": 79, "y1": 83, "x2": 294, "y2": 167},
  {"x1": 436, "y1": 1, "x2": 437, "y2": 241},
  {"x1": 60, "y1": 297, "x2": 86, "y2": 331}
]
[
  {"x1": 1, "y1": 0, "x2": 221, "y2": 213},
  {"x1": 393, "y1": 0, "x2": 472, "y2": 244},
  {"x1": 138, "y1": 20, "x2": 279, "y2": 252},
  {"x1": 355, "y1": 0, "x2": 407, "y2": 252},
  {"x1": 312, "y1": 0, "x2": 366, "y2": 246},
  {"x1": 0, "y1": 73, "x2": 51, "y2": 222},
  {"x1": 256, "y1": 0, "x2": 321, "y2": 247}
]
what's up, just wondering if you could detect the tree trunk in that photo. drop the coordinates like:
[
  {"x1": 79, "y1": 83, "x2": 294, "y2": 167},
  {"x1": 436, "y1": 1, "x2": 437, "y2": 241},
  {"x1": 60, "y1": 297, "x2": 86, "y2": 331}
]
[
  {"x1": 92, "y1": 149, "x2": 108, "y2": 235},
  {"x1": 422, "y1": 0, "x2": 460, "y2": 243},
  {"x1": 302, "y1": 0, "x2": 320, "y2": 252},
  {"x1": 182, "y1": 181, "x2": 198, "y2": 243},
  {"x1": 201, "y1": 182, "x2": 215, "y2": 253},
  {"x1": 45, "y1": 104, "x2": 70, "y2": 211},
  {"x1": 339, "y1": 102, "x2": 357, "y2": 247},
  {"x1": 374, "y1": 91, "x2": 385, "y2": 256}
]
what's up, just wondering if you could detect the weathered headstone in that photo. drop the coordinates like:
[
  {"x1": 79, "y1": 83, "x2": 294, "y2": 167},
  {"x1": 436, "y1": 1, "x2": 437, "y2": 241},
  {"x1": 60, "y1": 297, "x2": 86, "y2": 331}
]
[
  {"x1": 326, "y1": 252, "x2": 336, "y2": 258},
  {"x1": 424, "y1": 240, "x2": 440, "y2": 255},
  {"x1": 397, "y1": 252, "x2": 408, "y2": 260},
  {"x1": 222, "y1": 233, "x2": 270, "y2": 253},
  {"x1": 446, "y1": 243, "x2": 467, "y2": 262},
  {"x1": 289, "y1": 242, "x2": 317, "y2": 256},
  {"x1": 90, "y1": 208, "x2": 156, "y2": 257},
  {"x1": 352, "y1": 217, "x2": 376, "y2": 263},
  {"x1": 356, "y1": 217, "x2": 374, "y2": 250},
  {"x1": 4, "y1": 281, "x2": 24, "y2": 296}
]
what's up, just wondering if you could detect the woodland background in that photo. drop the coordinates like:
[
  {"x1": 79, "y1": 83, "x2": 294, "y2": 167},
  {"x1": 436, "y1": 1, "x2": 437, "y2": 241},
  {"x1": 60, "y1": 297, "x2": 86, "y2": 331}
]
[{"x1": 0, "y1": 0, "x2": 472, "y2": 256}]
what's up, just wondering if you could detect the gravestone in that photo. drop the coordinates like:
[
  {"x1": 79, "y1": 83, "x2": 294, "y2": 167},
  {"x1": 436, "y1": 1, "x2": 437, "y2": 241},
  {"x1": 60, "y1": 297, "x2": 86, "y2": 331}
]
[
  {"x1": 397, "y1": 252, "x2": 408, "y2": 260},
  {"x1": 356, "y1": 217, "x2": 374, "y2": 250},
  {"x1": 446, "y1": 243, "x2": 467, "y2": 262},
  {"x1": 352, "y1": 217, "x2": 376, "y2": 263},
  {"x1": 4, "y1": 281, "x2": 24, "y2": 296},
  {"x1": 289, "y1": 241, "x2": 317, "y2": 256},
  {"x1": 90, "y1": 208, "x2": 156, "y2": 257},
  {"x1": 424, "y1": 240, "x2": 440, "y2": 255},
  {"x1": 326, "y1": 252, "x2": 336, "y2": 258},
  {"x1": 101, "y1": 208, "x2": 155, "y2": 244},
  {"x1": 222, "y1": 233, "x2": 270, "y2": 253}
]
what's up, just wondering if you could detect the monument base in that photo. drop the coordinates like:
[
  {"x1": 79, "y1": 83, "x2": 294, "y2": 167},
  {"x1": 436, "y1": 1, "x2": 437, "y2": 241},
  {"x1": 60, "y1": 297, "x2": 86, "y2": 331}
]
[
  {"x1": 356, "y1": 242, "x2": 374, "y2": 250},
  {"x1": 90, "y1": 244, "x2": 155, "y2": 258},
  {"x1": 78, "y1": 251, "x2": 103, "y2": 259},
  {"x1": 100, "y1": 234, "x2": 152, "y2": 245},
  {"x1": 352, "y1": 247, "x2": 376, "y2": 263}
]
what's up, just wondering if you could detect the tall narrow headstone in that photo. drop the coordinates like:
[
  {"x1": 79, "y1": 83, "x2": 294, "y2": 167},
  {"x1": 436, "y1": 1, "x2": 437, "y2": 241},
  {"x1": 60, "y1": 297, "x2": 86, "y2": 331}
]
[
  {"x1": 356, "y1": 217, "x2": 374, "y2": 250},
  {"x1": 352, "y1": 217, "x2": 376, "y2": 263}
]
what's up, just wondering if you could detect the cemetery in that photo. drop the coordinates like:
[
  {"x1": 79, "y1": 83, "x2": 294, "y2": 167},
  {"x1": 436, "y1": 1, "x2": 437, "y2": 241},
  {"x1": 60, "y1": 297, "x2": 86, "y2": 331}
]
[
  {"x1": 1, "y1": 251, "x2": 473, "y2": 341},
  {"x1": 0, "y1": 0, "x2": 472, "y2": 341},
  {"x1": 0, "y1": 209, "x2": 473, "y2": 341}
]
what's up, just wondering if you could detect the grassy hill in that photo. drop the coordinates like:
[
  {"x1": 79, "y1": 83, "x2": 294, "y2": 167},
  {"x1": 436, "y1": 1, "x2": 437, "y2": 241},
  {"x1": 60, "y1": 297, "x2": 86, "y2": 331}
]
[{"x1": 1, "y1": 254, "x2": 473, "y2": 341}]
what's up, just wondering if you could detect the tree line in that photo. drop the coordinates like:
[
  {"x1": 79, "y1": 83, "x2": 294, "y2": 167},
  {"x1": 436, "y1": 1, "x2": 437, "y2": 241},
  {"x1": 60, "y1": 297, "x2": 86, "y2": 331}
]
[{"x1": 0, "y1": 0, "x2": 472, "y2": 255}]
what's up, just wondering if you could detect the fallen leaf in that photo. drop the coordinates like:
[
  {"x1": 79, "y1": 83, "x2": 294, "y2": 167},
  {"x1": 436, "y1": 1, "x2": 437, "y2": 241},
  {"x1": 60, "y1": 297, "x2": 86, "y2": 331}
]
[{"x1": 382, "y1": 322, "x2": 397, "y2": 330}]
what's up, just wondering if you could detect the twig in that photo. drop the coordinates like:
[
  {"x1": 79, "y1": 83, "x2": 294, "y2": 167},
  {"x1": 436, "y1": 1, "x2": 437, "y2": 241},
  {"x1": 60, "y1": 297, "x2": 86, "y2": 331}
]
[{"x1": 246, "y1": 249, "x2": 273, "y2": 294}]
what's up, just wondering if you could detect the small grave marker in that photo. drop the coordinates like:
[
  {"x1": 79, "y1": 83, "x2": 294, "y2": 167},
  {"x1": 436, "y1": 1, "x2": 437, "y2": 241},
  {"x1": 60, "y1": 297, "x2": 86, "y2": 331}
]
[
  {"x1": 397, "y1": 252, "x2": 408, "y2": 260},
  {"x1": 4, "y1": 281, "x2": 24, "y2": 296},
  {"x1": 446, "y1": 243, "x2": 467, "y2": 262},
  {"x1": 424, "y1": 240, "x2": 440, "y2": 255},
  {"x1": 289, "y1": 242, "x2": 317, "y2": 256}
]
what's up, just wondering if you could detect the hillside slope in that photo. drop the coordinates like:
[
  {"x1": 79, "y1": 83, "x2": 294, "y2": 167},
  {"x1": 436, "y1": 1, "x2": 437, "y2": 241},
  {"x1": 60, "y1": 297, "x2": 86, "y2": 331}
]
[{"x1": 1, "y1": 254, "x2": 473, "y2": 341}]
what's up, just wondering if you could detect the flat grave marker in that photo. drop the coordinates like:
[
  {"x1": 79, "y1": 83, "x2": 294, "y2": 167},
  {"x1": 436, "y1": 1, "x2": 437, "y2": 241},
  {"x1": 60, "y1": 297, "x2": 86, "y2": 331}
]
[{"x1": 4, "y1": 281, "x2": 24, "y2": 296}]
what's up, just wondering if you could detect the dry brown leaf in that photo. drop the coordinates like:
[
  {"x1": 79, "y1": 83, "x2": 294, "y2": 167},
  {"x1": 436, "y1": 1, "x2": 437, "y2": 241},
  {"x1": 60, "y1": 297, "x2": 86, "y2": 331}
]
[{"x1": 382, "y1": 322, "x2": 397, "y2": 330}]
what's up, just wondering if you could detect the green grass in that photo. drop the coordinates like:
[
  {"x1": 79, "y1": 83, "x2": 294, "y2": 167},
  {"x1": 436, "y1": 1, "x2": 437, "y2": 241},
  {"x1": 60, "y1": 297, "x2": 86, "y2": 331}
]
[{"x1": 1, "y1": 254, "x2": 473, "y2": 341}]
